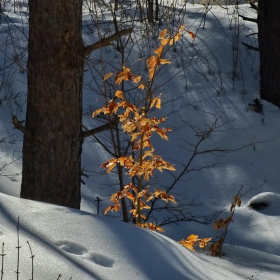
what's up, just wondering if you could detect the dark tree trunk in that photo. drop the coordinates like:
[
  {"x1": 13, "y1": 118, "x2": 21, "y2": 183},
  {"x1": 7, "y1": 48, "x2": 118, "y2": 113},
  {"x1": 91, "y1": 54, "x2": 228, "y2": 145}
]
[
  {"x1": 21, "y1": 1, "x2": 84, "y2": 208},
  {"x1": 258, "y1": 0, "x2": 280, "y2": 107},
  {"x1": 147, "y1": 0, "x2": 154, "y2": 23}
]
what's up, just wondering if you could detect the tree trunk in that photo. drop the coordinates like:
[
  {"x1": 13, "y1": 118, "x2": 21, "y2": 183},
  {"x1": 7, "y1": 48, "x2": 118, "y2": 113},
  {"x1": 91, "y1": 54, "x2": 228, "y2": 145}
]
[
  {"x1": 147, "y1": 0, "x2": 154, "y2": 23},
  {"x1": 21, "y1": 1, "x2": 84, "y2": 208},
  {"x1": 258, "y1": 0, "x2": 280, "y2": 107}
]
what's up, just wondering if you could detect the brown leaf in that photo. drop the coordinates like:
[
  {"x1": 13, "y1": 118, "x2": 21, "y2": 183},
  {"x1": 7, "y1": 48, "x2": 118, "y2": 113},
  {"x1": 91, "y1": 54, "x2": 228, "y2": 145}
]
[
  {"x1": 187, "y1": 30, "x2": 195, "y2": 39},
  {"x1": 108, "y1": 99, "x2": 118, "y2": 115}
]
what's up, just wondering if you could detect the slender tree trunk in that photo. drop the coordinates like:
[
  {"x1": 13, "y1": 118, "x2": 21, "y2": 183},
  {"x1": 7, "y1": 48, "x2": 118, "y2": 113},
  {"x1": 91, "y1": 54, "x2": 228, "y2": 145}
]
[
  {"x1": 21, "y1": 1, "x2": 84, "y2": 208},
  {"x1": 258, "y1": 0, "x2": 280, "y2": 107},
  {"x1": 147, "y1": 0, "x2": 154, "y2": 23}
]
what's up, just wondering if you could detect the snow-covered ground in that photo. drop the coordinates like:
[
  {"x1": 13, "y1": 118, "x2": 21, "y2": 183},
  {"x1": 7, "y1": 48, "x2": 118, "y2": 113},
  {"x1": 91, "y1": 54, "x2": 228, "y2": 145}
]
[{"x1": 0, "y1": 1, "x2": 280, "y2": 279}]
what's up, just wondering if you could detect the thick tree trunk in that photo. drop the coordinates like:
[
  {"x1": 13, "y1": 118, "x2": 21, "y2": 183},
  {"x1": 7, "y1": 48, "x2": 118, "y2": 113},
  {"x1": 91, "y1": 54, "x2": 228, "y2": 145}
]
[
  {"x1": 258, "y1": 0, "x2": 280, "y2": 107},
  {"x1": 21, "y1": 1, "x2": 84, "y2": 208}
]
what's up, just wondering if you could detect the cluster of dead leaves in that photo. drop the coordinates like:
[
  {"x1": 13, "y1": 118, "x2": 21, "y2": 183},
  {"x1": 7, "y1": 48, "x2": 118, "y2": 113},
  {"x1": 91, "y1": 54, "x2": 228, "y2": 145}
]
[
  {"x1": 137, "y1": 222, "x2": 164, "y2": 232},
  {"x1": 210, "y1": 195, "x2": 242, "y2": 256},
  {"x1": 105, "y1": 183, "x2": 176, "y2": 226},
  {"x1": 93, "y1": 28, "x2": 187, "y2": 231},
  {"x1": 179, "y1": 234, "x2": 212, "y2": 251}
]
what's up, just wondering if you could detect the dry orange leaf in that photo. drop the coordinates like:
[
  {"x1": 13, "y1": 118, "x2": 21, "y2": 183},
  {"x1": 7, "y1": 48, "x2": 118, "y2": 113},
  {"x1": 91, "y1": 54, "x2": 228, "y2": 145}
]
[
  {"x1": 103, "y1": 72, "x2": 113, "y2": 81},
  {"x1": 160, "y1": 58, "x2": 171, "y2": 65},
  {"x1": 154, "y1": 45, "x2": 164, "y2": 57},
  {"x1": 92, "y1": 108, "x2": 103, "y2": 118},
  {"x1": 115, "y1": 90, "x2": 124, "y2": 100},
  {"x1": 174, "y1": 32, "x2": 181, "y2": 42},
  {"x1": 133, "y1": 75, "x2": 141, "y2": 84},
  {"x1": 159, "y1": 29, "x2": 167, "y2": 39},
  {"x1": 104, "y1": 204, "x2": 120, "y2": 214},
  {"x1": 160, "y1": 38, "x2": 169, "y2": 46},
  {"x1": 138, "y1": 84, "x2": 145, "y2": 89}
]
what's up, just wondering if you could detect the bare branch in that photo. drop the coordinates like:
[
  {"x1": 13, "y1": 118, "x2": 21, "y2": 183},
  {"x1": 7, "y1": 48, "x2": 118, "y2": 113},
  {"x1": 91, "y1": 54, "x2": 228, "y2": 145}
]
[
  {"x1": 83, "y1": 28, "x2": 133, "y2": 57},
  {"x1": 82, "y1": 122, "x2": 117, "y2": 139},
  {"x1": 242, "y1": 42, "x2": 259, "y2": 52},
  {"x1": 239, "y1": 14, "x2": 257, "y2": 23},
  {"x1": 11, "y1": 116, "x2": 32, "y2": 138}
]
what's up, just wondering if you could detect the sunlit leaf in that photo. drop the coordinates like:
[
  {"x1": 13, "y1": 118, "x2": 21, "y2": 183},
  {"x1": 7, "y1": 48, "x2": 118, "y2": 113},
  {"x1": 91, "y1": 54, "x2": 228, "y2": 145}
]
[
  {"x1": 154, "y1": 45, "x2": 164, "y2": 57},
  {"x1": 92, "y1": 108, "x2": 103, "y2": 118},
  {"x1": 159, "y1": 59, "x2": 171, "y2": 65},
  {"x1": 115, "y1": 90, "x2": 124, "y2": 100},
  {"x1": 133, "y1": 75, "x2": 141, "y2": 83},
  {"x1": 160, "y1": 38, "x2": 169, "y2": 46},
  {"x1": 159, "y1": 29, "x2": 167, "y2": 39},
  {"x1": 103, "y1": 72, "x2": 113, "y2": 81}
]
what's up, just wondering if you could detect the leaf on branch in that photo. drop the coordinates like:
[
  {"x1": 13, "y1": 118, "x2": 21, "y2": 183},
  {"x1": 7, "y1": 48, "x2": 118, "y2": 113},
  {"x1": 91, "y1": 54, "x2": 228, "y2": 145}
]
[
  {"x1": 180, "y1": 25, "x2": 185, "y2": 31},
  {"x1": 178, "y1": 235, "x2": 198, "y2": 251},
  {"x1": 160, "y1": 38, "x2": 169, "y2": 46},
  {"x1": 150, "y1": 97, "x2": 161, "y2": 109},
  {"x1": 126, "y1": 192, "x2": 135, "y2": 201},
  {"x1": 169, "y1": 38, "x2": 175, "y2": 46},
  {"x1": 103, "y1": 73, "x2": 113, "y2": 81},
  {"x1": 138, "y1": 84, "x2": 145, "y2": 89},
  {"x1": 104, "y1": 204, "x2": 120, "y2": 214},
  {"x1": 154, "y1": 45, "x2": 164, "y2": 57},
  {"x1": 148, "y1": 67, "x2": 156, "y2": 81},
  {"x1": 156, "y1": 128, "x2": 168, "y2": 140},
  {"x1": 92, "y1": 108, "x2": 103, "y2": 118},
  {"x1": 115, "y1": 66, "x2": 134, "y2": 85},
  {"x1": 115, "y1": 90, "x2": 124, "y2": 100},
  {"x1": 174, "y1": 32, "x2": 181, "y2": 42},
  {"x1": 101, "y1": 158, "x2": 118, "y2": 173},
  {"x1": 159, "y1": 29, "x2": 167, "y2": 39},
  {"x1": 237, "y1": 198, "x2": 242, "y2": 207},
  {"x1": 198, "y1": 237, "x2": 212, "y2": 250},
  {"x1": 187, "y1": 30, "x2": 195, "y2": 39},
  {"x1": 160, "y1": 58, "x2": 171, "y2": 65},
  {"x1": 103, "y1": 99, "x2": 118, "y2": 115},
  {"x1": 140, "y1": 223, "x2": 164, "y2": 232},
  {"x1": 147, "y1": 56, "x2": 159, "y2": 69},
  {"x1": 133, "y1": 75, "x2": 141, "y2": 84}
]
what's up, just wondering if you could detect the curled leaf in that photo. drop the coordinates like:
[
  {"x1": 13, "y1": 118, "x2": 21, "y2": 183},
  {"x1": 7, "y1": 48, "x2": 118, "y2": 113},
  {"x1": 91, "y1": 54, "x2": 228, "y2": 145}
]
[{"x1": 103, "y1": 72, "x2": 113, "y2": 81}]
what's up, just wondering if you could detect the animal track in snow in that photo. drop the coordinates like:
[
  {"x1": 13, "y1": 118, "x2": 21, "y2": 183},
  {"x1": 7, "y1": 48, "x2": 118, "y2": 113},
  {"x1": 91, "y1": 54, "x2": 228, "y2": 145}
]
[
  {"x1": 83, "y1": 252, "x2": 114, "y2": 268},
  {"x1": 55, "y1": 240, "x2": 87, "y2": 255},
  {"x1": 55, "y1": 240, "x2": 114, "y2": 268}
]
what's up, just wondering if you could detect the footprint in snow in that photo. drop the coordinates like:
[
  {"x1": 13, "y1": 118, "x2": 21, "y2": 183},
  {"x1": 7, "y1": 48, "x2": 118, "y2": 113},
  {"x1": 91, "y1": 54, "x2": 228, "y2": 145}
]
[{"x1": 55, "y1": 240, "x2": 114, "y2": 268}]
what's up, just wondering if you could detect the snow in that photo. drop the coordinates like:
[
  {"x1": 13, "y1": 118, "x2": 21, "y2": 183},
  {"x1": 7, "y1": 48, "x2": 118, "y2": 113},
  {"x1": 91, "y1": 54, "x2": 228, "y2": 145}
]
[
  {"x1": 0, "y1": 1, "x2": 280, "y2": 280},
  {"x1": 0, "y1": 193, "x2": 243, "y2": 280}
]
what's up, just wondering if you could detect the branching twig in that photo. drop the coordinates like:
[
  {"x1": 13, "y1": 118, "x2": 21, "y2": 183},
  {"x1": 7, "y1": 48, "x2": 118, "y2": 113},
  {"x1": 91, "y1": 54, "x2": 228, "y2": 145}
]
[
  {"x1": 83, "y1": 28, "x2": 133, "y2": 57},
  {"x1": 242, "y1": 42, "x2": 259, "y2": 52},
  {"x1": 11, "y1": 116, "x2": 32, "y2": 138},
  {"x1": 82, "y1": 121, "x2": 117, "y2": 139}
]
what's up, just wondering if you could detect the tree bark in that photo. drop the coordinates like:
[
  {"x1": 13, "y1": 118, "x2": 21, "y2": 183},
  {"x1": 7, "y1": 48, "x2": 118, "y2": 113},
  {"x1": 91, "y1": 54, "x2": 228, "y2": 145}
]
[
  {"x1": 21, "y1": 1, "x2": 84, "y2": 208},
  {"x1": 258, "y1": 0, "x2": 280, "y2": 107}
]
